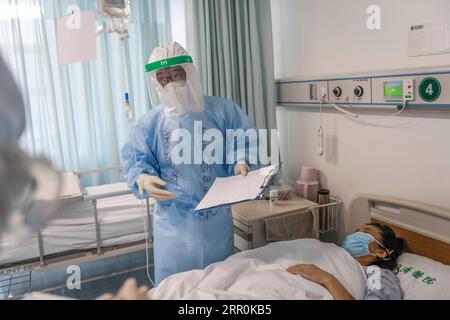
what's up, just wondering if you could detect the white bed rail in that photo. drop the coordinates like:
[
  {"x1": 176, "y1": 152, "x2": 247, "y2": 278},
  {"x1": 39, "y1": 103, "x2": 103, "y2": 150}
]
[
  {"x1": 74, "y1": 166, "x2": 123, "y2": 178},
  {"x1": 35, "y1": 167, "x2": 153, "y2": 267},
  {"x1": 309, "y1": 198, "x2": 342, "y2": 234}
]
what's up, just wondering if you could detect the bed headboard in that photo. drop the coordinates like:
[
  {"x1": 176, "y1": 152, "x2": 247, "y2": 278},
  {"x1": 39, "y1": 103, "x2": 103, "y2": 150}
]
[{"x1": 348, "y1": 194, "x2": 450, "y2": 265}]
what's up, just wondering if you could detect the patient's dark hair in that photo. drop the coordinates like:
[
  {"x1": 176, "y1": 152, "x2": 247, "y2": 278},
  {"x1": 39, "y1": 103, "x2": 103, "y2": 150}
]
[{"x1": 369, "y1": 223, "x2": 404, "y2": 270}]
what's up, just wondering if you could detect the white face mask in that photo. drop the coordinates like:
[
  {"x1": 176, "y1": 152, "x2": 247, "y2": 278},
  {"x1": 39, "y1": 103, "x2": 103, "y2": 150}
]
[
  {"x1": 158, "y1": 79, "x2": 205, "y2": 117},
  {"x1": 148, "y1": 61, "x2": 205, "y2": 118}
]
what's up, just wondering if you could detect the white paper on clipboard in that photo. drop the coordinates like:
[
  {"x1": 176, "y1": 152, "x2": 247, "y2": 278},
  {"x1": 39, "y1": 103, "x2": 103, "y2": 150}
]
[{"x1": 195, "y1": 165, "x2": 279, "y2": 212}]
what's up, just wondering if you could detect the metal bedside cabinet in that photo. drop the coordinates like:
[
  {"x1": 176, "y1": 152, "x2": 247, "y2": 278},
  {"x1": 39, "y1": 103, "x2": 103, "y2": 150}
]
[{"x1": 231, "y1": 196, "x2": 319, "y2": 252}]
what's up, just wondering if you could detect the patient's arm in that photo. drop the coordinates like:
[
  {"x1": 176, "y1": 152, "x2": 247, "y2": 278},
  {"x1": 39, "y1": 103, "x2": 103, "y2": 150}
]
[{"x1": 287, "y1": 264, "x2": 354, "y2": 300}]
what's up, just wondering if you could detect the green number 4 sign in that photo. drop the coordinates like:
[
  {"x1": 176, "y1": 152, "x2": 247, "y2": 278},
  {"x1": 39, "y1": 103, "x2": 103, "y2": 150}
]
[{"x1": 419, "y1": 77, "x2": 442, "y2": 102}]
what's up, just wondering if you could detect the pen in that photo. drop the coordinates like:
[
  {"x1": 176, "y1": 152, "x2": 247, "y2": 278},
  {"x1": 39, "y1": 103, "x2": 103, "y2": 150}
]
[{"x1": 260, "y1": 169, "x2": 275, "y2": 189}]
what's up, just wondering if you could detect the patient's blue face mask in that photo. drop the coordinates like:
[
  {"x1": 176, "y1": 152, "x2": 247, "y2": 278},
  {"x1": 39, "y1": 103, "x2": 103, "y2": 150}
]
[{"x1": 342, "y1": 232, "x2": 387, "y2": 258}]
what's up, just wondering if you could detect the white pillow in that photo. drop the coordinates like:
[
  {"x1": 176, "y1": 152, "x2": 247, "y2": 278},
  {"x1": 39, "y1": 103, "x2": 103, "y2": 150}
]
[{"x1": 395, "y1": 253, "x2": 450, "y2": 300}]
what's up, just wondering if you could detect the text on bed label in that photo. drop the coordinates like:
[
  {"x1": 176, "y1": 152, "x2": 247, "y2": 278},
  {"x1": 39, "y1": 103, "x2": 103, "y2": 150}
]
[{"x1": 394, "y1": 264, "x2": 437, "y2": 285}]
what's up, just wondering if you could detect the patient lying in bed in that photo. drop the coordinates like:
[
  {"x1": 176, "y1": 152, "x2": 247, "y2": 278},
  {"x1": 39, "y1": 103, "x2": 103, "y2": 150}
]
[
  {"x1": 146, "y1": 223, "x2": 404, "y2": 300},
  {"x1": 103, "y1": 223, "x2": 403, "y2": 300},
  {"x1": 287, "y1": 223, "x2": 404, "y2": 300}
]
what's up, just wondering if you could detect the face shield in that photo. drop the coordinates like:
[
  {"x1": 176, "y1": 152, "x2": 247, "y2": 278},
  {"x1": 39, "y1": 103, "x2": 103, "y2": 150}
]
[{"x1": 145, "y1": 55, "x2": 205, "y2": 117}]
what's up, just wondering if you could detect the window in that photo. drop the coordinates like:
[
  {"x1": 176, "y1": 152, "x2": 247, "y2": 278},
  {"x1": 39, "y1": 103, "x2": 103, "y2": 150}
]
[{"x1": 0, "y1": 0, "x2": 188, "y2": 177}]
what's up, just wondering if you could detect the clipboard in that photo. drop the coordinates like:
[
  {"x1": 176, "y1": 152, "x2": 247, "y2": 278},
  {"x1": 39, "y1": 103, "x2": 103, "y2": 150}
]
[{"x1": 195, "y1": 164, "x2": 281, "y2": 212}]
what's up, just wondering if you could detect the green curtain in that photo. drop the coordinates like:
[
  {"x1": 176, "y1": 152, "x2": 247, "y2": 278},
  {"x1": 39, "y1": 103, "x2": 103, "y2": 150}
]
[{"x1": 186, "y1": 0, "x2": 276, "y2": 130}]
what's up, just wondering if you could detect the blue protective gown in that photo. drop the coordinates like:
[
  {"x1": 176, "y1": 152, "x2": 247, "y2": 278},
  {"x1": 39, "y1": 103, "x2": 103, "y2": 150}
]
[{"x1": 122, "y1": 96, "x2": 258, "y2": 285}]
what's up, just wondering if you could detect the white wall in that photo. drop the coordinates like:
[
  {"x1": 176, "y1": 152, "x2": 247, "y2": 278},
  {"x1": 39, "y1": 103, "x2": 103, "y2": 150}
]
[{"x1": 271, "y1": 0, "x2": 450, "y2": 233}]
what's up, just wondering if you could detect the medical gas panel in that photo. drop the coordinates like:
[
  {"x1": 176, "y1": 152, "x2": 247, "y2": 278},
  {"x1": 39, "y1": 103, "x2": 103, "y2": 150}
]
[{"x1": 276, "y1": 68, "x2": 450, "y2": 109}]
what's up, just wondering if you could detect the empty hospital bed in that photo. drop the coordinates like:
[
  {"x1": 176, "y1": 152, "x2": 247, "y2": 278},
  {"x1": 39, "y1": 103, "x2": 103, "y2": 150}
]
[{"x1": 0, "y1": 168, "x2": 154, "y2": 272}]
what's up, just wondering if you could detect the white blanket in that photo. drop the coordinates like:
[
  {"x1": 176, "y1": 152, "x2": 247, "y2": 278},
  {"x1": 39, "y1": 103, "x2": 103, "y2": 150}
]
[{"x1": 149, "y1": 239, "x2": 368, "y2": 300}]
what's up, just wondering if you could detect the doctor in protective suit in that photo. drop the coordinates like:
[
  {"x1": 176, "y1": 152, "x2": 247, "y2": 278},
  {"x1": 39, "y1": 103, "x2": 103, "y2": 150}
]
[{"x1": 122, "y1": 42, "x2": 258, "y2": 285}]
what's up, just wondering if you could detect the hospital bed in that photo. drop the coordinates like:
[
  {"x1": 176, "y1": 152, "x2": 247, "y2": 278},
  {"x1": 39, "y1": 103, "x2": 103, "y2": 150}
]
[
  {"x1": 0, "y1": 167, "x2": 153, "y2": 277},
  {"x1": 348, "y1": 194, "x2": 450, "y2": 265},
  {"x1": 149, "y1": 194, "x2": 450, "y2": 300}
]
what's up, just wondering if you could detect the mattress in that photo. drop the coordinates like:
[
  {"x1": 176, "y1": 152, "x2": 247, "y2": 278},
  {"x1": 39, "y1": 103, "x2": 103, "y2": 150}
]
[{"x1": 0, "y1": 193, "x2": 152, "y2": 266}]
